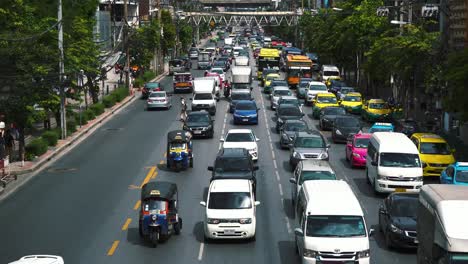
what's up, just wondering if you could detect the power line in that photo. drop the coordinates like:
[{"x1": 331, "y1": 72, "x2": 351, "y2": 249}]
[{"x1": 0, "y1": 20, "x2": 61, "y2": 41}]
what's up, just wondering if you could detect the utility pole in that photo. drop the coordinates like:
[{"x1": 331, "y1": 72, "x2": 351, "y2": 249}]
[
  {"x1": 157, "y1": 0, "x2": 162, "y2": 74},
  {"x1": 58, "y1": 0, "x2": 67, "y2": 139},
  {"x1": 124, "y1": 0, "x2": 130, "y2": 90}
]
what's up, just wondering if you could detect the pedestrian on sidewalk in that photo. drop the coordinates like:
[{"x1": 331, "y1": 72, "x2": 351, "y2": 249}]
[
  {"x1": 0, "y1": 122, "x2": 5, "y2": 160},
  {"x1": 5, "y1": 123, "x2": 17, "y2": 161}
]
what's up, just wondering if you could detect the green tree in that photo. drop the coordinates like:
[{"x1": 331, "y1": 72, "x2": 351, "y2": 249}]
[
  {"x1": 128, "y1": 17, "x2": 161, "y2": 74},
  {"x1": 161, "y1": 10, "x2": 176, "y2": 57},
  {"x1": 178, "y1": 20, "x2": 193, "y2": 53},
  {"x1": 443, "y1": 48, "x2": 468, "y2": 120}
]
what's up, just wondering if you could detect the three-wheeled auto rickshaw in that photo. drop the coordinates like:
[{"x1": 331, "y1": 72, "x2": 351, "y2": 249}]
[
  {"x1": 167, "y1": 130, "x2": 193, "y2": 170},
  {"x1": 138, "y1": 181, "x2": 182, "y2": 247}
]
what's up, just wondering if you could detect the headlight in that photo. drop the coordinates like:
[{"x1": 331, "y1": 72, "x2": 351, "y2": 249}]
[
  {"x1": 390, "y1": 223, "x2": 404, "y2": 234},
  {"x1": 415, "y1": 176, "x2": 423, "y2": 181},
  {"x1": 319, "y1": 152, "x2": 328, "y2": 159},
  {"x1": 183, "y1": 125, "x2": 189, "y2": 130},
  {"x1": 358, "y1": 249, "x2": 370, "y2": 258},
  {"x1": 207, "y1": 218, "x2": 220, "y2": 224},
  {"x1": 293, "y1": 151, "x2": 301, "y2": 159},
  {"x1": 378, "y1": 175, "x2": 388, "y2": 180},
  {"x1": 303, "y1": 249, "x2": 318, "y2": 258},
  {"x1": 352, "y1": 153, "x2": 361, "y2": 158},
  {"x1": 323, "y1": 118, "x2": 330, "y2": 122},
  {"x1": 336, "y1": 129, "x2": 342, "y2": 135},
  {"x1": 239, "y1": 218, "x2": 252, "y2": 224},
  {"x1": 207, "y1": 125, "x2": 213, "y2": 130}
]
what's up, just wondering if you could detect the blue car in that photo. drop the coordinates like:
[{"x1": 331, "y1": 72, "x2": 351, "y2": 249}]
[
  {"x1": 233, "y1": 100, "x2": 259, "y2": 125},
  {"x1": 369, "y1": 122, "x2": 394, "y2": 133},
  {"x1": 440, "y1": 162, "x2": 468, "y2": 185}
]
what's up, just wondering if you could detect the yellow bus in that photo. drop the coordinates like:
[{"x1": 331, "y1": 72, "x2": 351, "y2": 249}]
[
  {"x1": 286, "y1": 54, "x2": 313, "y2": 88},
  {"x1": 257, "y1": 48, "x2": 281, "y2": 79}
]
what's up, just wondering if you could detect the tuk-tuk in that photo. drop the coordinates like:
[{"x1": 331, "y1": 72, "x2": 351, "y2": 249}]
[
  {"x1": 138, "y1": 181, "x2": 182, "y2": 247},
  {"x1": 173, "y1": 72, "x2": 193, "y2": 93},
  {"x1": 167, "y1": 130, "x2": 193, "y2": 170}
]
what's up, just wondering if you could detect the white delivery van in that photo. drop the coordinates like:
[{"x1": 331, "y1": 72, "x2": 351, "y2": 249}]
[
  {"x1": 192, "y1": 77, "x2": 218, "y2": 115},
  {"x1": 366, "y1": 132, "x2": 423, "y2": 194},
  {"x1": 417, "y1": 184, "x2": 468, "y2": 264},
  {"x1": 235, "y1": 56, "x2": 249, "y2": 66},
  {"x1": 294, "y1": 180, "x2": 372, "y2": 264},
  {"x1": 321, "y1": 65, "x2": 340, "y2": 82},
  {"x1": 224, "y1": 37, "x2": 233, "y2": 46},
  {"x1": 231, "y1": 66, "x2": 252, "y2": 90}
]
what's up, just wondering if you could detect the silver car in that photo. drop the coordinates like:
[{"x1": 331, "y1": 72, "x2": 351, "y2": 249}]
[
  {"x1": 270, "y1": 86, "x2": 292, "y2": 110},
  {"x1": 146, "y1": 91, "x2": 171, "y2": 110},
  {"x1": 289, "y1": 131, "x2": 330, "y2": 169}
]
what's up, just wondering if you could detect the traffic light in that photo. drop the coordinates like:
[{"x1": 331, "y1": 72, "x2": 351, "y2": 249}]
[
  {"x1": 376, "y1": 7, "x2": 390, "y2": 17},
  {"x1": 421, "y1": 5, "x2": 439, "y2": 18}
]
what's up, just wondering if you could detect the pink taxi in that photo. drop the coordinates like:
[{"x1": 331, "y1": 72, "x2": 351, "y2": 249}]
[{"x1": 345, "y1": 133, "x2": 372, "y2": 168}]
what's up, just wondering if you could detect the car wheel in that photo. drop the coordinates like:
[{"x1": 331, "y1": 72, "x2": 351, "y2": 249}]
[
  {"x1": 385, "y1": 231, "x2": 394, "y2": 249},
  {"x1": 345, "y1": 152, "x2": 350, "y2": 161},
  {"x1": 174, "y1": 222, "x2": 181, "y2": 235},
  {"x1": 374, "y1": 178, "x2": 380, "y2": 195},
  {"x1": 366, "y1": 169, "x2": 371, "y2": 184}
]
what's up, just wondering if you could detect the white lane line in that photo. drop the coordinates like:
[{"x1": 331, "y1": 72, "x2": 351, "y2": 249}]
[
  {"x1": 198, "y1": 242, "x2": 205, "y2": 261},
  {"x1": 278, "y1": 183, "x2": 284, "y2": 196},
  {"x1": 275, "y1": 171, "x2": 280, "y2": 181},
  {"x1": 273, "y1": 159, "x2": 277, "y2": 169},
  {"x1": 285, "y1": 217, "x2": 292, "y2": 234}
]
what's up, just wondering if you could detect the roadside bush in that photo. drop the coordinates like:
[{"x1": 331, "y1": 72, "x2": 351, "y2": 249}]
[
  {"x1": 41, "y1": 130, "x2": 59, "y2": 146},
  {"x1": 67, "y1": 119, "x2": 77, "y2": 134},
  {"x1": 90, "y1": 103, "x2": 105, "y2": 116},
  {"x1": 83, "y1": 109, "x2": 95, "y2": 122},
  {"x1": 113, "y1": 87, "x2": 129, "y2": 102},
  {"x1": 26, "y1": 137, "x2": 48, "y2": 157},
  {"x1": 142, "y1": 71, "x2": 156, "y2": 82},
  {"x1": 103, "y1": 95, "x2": 116, "y2": 108},
  {"x1": 134, "y1": 77, "x2": 144, "y2": 88}
]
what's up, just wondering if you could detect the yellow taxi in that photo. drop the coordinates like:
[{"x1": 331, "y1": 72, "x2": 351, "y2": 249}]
[
  {"x1": 361, "y1": 99, "x2": 392, "y2": 122},
  {"x1": 312, "y1": 93, "x2": 339, "y2": 119},
  {"x1": 410, "y1": 133, "x2": 456, "y2": 177},
  {"x1": 263, "y1": 73, "x2": 281, "y2": 94},
  {"x1": 339, "y1": 92, "x2": 363, "y2": 114}
]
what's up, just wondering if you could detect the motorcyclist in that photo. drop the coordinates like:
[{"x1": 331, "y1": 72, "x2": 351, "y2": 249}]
[
  {"x1": 180, "y1": 97, "x2": 187, "y2": 121},
  {"x1": 223, "y1": 80, "x2": 231, "y2": 98}
]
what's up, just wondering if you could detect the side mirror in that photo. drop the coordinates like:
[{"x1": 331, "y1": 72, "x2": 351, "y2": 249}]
[
  {"x1": 379, "y1": 205, "x2": 387, "y2": 214},
  {"x1": 220, "y1": 138, "x2": 225, "y2": 142},
  {"x1": 207, "y1": 166, "x2": 214, "y2": 171},
  {"x1": 369, "y1": 228, "x2": 375, "y2": 237},
  {"x1": 326, "y1": 143, "x2": 331, "y2": 148},
  {"x1": 254, "y1": 201, "x2": 261, "y2": 206},
  {"x1": 294, "y1": 228, "x2": 304, "y2": 237},
  {"x1": 256, "y1": 138, "x2": 260, "y2": 142},
  {"x1": 200, "y1": 201, "x2": 206, "y2": 207},
  {"x1": 253, "y1": 166, "x2": 259, "y2": 171},
  {"x1": 289, "y1": 178, "x2": 297, "y2": 184},
  {"x1": 371, "y1": 161, "x2": 377, "y2": 166}
]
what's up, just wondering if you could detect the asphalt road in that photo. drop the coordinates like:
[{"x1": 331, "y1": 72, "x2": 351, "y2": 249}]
[{"x1": 0, "y1": 41, "x2": 416, "y2": 264}]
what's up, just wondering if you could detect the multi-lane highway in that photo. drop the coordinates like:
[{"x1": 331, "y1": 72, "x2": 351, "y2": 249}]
[{"x1": 0, "y1": 42, "x2": 416, "y2": 264}]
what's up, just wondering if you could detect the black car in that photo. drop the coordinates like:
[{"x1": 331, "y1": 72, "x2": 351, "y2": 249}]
[
  {"x1": 394, "y1": 119, "x2": 420, "y2": 137},
  {"x1": 319, "y1": 106, "x2": 347, "y2": 131},
  {"x1": 331, "y1": 116, "x2": 362, "y2": 143},
  {"x1": 212, "y1": 60, "x2": 228, "y2": 72},
  {"x1": 275, "y1": 104, "x2": 304, "y2": 132},
  {"x1": 279, "y1": 120, "x2": 310, "y2": 149},
  {"x1": 328, "y1": 79, "x2": 347, "y2": 94},
  {"x1": 183, "y1": 111, "x2": 214, "y2": 138},
  {"x1": 208, "y1": 148, "x2": 259, "y2": 194},
  {"x1": 378, "y1": 193, "x2": 419, "y2": 249}
]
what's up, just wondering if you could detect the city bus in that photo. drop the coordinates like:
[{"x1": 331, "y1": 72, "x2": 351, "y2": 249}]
[
  {"x1": 285, "y1": 54, "x2": 313, "y2": 88},
  {"x1": 257, "y1": 48, "x2": 281, "y2": 79}
]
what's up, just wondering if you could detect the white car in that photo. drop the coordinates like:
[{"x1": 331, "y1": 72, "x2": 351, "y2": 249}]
[
  {"x1": 221, "y1": 129, "x2": 259, "y2": 161},
  {"x1": 270, "y1": 86, "x2": 292, "y2": 110},
  {"x1": 200, "y1": 179, "x2": 260, "y2": 240},
  {"x1": 9, "y1": 255, "x2": 64, "y2": 264},
  {"x1": 306, "y1": 81, "x2": 328, "y2": 105},
  {"x1": 209, "y1": 67, "x2": 226, "y2": 82}
]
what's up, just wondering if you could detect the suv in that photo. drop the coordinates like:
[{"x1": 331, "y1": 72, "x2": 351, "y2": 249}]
[
  {"x1": 275, "y1": 104, "x2": 304, "y2": 132},
  {"x1": 200, "y1": 179, "x2": 260, "y2": 241},
  {"x1": 289, "y1": 131, "x2": 330, "y2": 169},
  {"x1": 280, "y1": 120, "x2": 310, "y2": 149},
  {"x1": 183, "y1": 111, "x2": 214, "y2": 138},
  {"x1": 208, "y1": 148, "x2": 259, "y2": 194}
]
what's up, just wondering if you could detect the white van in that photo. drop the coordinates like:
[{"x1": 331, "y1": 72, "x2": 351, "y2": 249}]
[
  {"x1": 235, "y1": 56, "x2": 249, "y2": 66},
  {"x1": 9, "y1": 255, "x2": 64, "y2": 264},
  {"x1": 321, "y1": 65, "x2": 340, "y2": 82},
  {"x1": 294, "y1": 180, "x2": 372, "y2": 264},
  {"x1": 192, "y1": 77, "x2": 218, "y2": 115},
  {"x1": 366, "y1": 132, "x2": 423, "y2": 194}
]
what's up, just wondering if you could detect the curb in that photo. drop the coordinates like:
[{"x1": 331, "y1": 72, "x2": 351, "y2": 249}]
[{"x1": 10, "y1": 94, "x2": 136, "y2": 176}]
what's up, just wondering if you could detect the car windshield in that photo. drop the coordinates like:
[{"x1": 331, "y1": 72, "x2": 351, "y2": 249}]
[
  {"x1": 300, "y1": 171, "x2": 336, "y2": 184},
  {"x1": 211, "y1": 69, "x2": 223, "y2": 74},
  {"x1": 231, "y1": 93, "x2": 251, "y2": 100},
  {"x1": 194, "y1": 93, "x2": 212, "y2": 100},
  {"x1": 379, "y1": 153, "x2": 421, "y2": 167},
  {"x1": 149, "y1": 93, "x2": 165, "y2": 98},
  {"x1": 208, "y1": 192, "x2": 252, "y2": 209},
  {"x1": 278, "y1": 107, "x2": 301, "y2": 116},
  {"x1": 390, "y1": 198, "x2": 418, "y2": 218},
  {"x1": 170, "y1": 60, "x2": 183, "y2": 66},
  {"x1": 344, "y1": 95, "x2": 361, "y2": 102},
  {"x1": 294, "y1": 136, "x2": 324, "y2": 148},
  {"x1": 274, "y1": 90, "x2": 291, "y2": 96},
  {"x1": 317, "y1": 96, "x2": 337, "y2": 103},
  {"x1": 310, "y1": 85, "x2": 327, "y2": 91},
  {"x1": 341, "y1": 88, "x2": 354, "y2": 94},
  {"x1": 215, "y1": 158, "x2": 251, "y2": 172},
  {"x1": 354, "y1": 138, "x2": 370, "y2": 148},
  {"x1": 236, "y1": 102, "x2": 256, "y2": 110},
  {"x1": 456, "y1": 171, "x2": 468, "y2": 183},
  {"x1": 323, "y1": 107, "x2": 345, "y2": 115},
  {"x1": 144, "y1": 200, "x2": 167, "y2": 211},
  {"x1": 331, "y1": 80, "x2": 346, "y2": 87},
  {"x1": 306, "y1": 215, "x2": 366, "y2": 237},
  {"x1": 324, "y1": 70, "x2": 340, "y2": 76},
  {"x1": 146, "y1": 82, "x2": 160, "y2": 89},
  {"x1": 370, "y1": 127, "x2": 393, "y2": 133},
  {"x1": 420, "y1": 142, "x2": 451, "y2": 155},
  {"x1": 336, "y1": 118, "x2": 360, "y2": 127},
  {"x1": 280, "y1": 99, "x2": 298, "y2": 105},
  {"x1": 272, "y1": 81, "x2": 288, "y2": 86},
  {"x1": 232, "y1": 84, "x2": 250, "y2": 89},
  {"x1": 214, "y1": 62, "x2": 225, "y2": 67},
  {"x1": 299, "y1": 82, "x2": 309, "y2": 88},
  {"x1": 369, "y1": 103, "x2": 389, "y2": 109},
  {"x1": 284, "y1": 122, "x2": 307, "y2": 132},
  {"x1": 225, "y1": 132, "x2": 254, "y2": 142},
  {"x1": 267, "y1": 75, "x2": 279, "y2": 81},
  {"x1": 187, "y1": 114, "x2": 209, "y2": 123}
]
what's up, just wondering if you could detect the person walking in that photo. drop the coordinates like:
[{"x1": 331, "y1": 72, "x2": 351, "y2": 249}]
[
  {"x1": 0, "y1": 122, "x2": 5, "y2": 161},
  {"x1": 5, "y1": 123, "x2": 17, "y2": 161}
]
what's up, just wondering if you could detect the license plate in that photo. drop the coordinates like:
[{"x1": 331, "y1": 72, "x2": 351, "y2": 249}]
[
  {"x1": 242, "y1": 118, "x2": 248, "y2": 122},
  {"x1": 194, "y1": 131, "x2": 202, "y2": 134},
  {"x1": 224, "y1": 229, "x2": 235, "y2": 235},
  {"x1": 395, "y1": 188, "x2": 406, "y2": 193}
]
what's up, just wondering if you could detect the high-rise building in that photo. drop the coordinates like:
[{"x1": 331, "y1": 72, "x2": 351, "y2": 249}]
[{"x1": 448, "y1": 0, "x2": 468, "y2": 49}]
